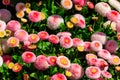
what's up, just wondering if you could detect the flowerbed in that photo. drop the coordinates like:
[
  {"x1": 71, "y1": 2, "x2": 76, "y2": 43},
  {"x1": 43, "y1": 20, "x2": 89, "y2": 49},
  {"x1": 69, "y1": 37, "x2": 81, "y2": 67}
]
[{"x1": 0, "y1": 0, "x2": 120, "y2": 80}]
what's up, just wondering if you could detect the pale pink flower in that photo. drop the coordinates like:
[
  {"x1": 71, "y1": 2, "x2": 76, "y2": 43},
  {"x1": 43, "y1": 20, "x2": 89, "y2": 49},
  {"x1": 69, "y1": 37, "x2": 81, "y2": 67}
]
[
  {"x1": 0, "y1": 20, "x2": 6, "y2": 31},
  {"x1": 85, "y1": 66, "x2": 101, "y2": 79},
  {"x1": 72, "y1": 0, "x2": 86, "y2": 7},
  {"x1": 105, "y1": 40, "x2": 118, "y2": 53},
  {"x1": 34, "y1": 55, "x2": 50, "y2": 70},
  {"x1": 61, "y1": 0, "x2": 73, "y2": 10},
  {"x1": 60, "y1": 36, "x2": 73, "y2": 48},
  {"x1": 108, "y1": 55, "x2": 120, "y2": 65},
  {"x1": 23, "y1": 40, "x2": 31, "y2": 46},
  {"x1": 0, "y1": 56, "x2": 3, "y2": 67},
  {"x1": 28, "y1": 34, "x2": 40, "y2": 43},
  {"x1": 101, "y1": 70, "x2": 112, "y2": 79},
  {"x1": 0, "y1": 9, "x2": 11, "y2": 22},
  {"x1": 90, "y1": 41, "x2": 103, "y2": 52},
  {"x1": 95, "y1": 2, "x2": 111, "y2": 17},
  {"x1": 2, "y1": 0, "x2": 10, "y2": 5},
  {"x1": 14, "y1": 29, "x2": 29, "y2": 41},
  {"x1": 2, "y1": 55, "x2": 12, "y2": 65},
  {"x1": 57, "y1": 32, "x2": 72, "y2": 37},
  {"x1": 73, "y1": 14, "x2": 86, "y2": 28},
  {"x1": 6, "y1": 20, "x2": 21, "y2": 32},
  {"x1": 22, "y1": 51, "x2": 36, "y2": 63},
  {"x1": 47, "y1": 15, "x2": 64, "y2": 30},
  {"x1": 97, "y1": 49, "x2": 111, "y2": 60},
  {"x1": 38, "y1": 31, "x2": 49, "y2": 40},
  {"x1": 91, "y1": 32, "x2": 107, "y2": 44},
  {"x1": 86, "y1": 53, "x2": 97, "y2": 61},
  {"x1": 73, "y1": 38, "x2": 84, "y2": 47},
  {"x1": 51, "y1": 73, "x2": 67, "y2": 80},
  {"x1": 84, "y1": 41, "x2": 91, "y2": 51},
  {"x1": 7, "y1": 37, "x2": 19, "y2": 47},
  {"x1": 56, "y1": 56, "x2": 70, "y2": 69},
  {"x1": 66, "y1": 63, "x2": 84, "y2": 80},
  {"x1": 28, "y1": 10, "x2": 41, "y2": 22},
  {"x1": 15, "y1": 2, "x2": 26, "y2": 12},
  {"x1": 47, "y1": 56, "x2": 57, "y2": 66},
  {"x1": 48, "y1": 34, "x2": 59, "y2": 44}
]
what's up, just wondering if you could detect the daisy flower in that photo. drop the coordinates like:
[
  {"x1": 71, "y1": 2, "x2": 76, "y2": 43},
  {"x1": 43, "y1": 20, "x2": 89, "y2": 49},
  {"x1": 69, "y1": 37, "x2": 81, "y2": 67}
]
[
  {"x1": 0, "y1": 30, "x2": 6, "y2": 38},
  {"x1": 85, "y1": 66, "x2": 101, "y2": 79},
  {"x1": 101, "y1": 70, "x2": 112, "y2": 79},
  {"x1": 0, "y1": 20, "x2": 6, "y2": 31},
  {"x1": 87, "y1": 1, "x2": 94, "y2": 9},
  {"x1": 84, "y1": 41, "x2": 91, "y2": 51},
  {"x1": 86, "y1": 53, "x2": 97, "y2": 61},
  {"x1": 105, "y1": 40, "x2": 118, "y2": 53},
  {"x1": 72, "y1": 0, "x2": 86, "y2": 7},
  {"x1": 66, "y1": 21, "x2": 74, "y2": 29},
  {"x1": 39, "y1": 12, "x2": 46, "y2": 20},
  {"x1": 95, "y1": 2, "x2": 111, "y2": 17},
  {"x1": 56, "y1": 56, "x2": 70, "y2": 69},
  {"x1": 6, "y1": 20, "x2": 21, "y2": 32},
  {"x1": 47, "y1": 56, "x2": 57, "y2": 66},
  {"x1": 61, "y1": 0, "x2": 73, "y2": 10},
  {"x1": 0, "y1": 56, "x2": 3, "y2": 67},
  {"x1": 23, "y1": 40, "x2": 31, "y2": 46},
  {"x1": 87, "y1": 58, "x2": 98, "y2": 66},
  {"x1": 12, "y1": 63, "x2": 22, "y2": 72},
  {"x1": 2, "y1": 0, "x2": 10, "y2": 5},
  {"x1": 8, "y1": 62, "x2": 14, "y2": 69},
  {"x1": 60, "y1": 36, "x2": 73, "y2": 48},
  {"x1": 7, "y1": 37, "x2": 19, "y2": 47},
  {"x1": 116, "y1": 22, "x2": 120, "y2": 33},
  {"x1": 91, "y1": 32, "x2": 107, "y2": 44},
  {"x1": 2, "y1": 55, "x2": 12, "y2": 65},
  {"x1": 16, "y1": 11, "x2": 25, "y2": 18},
  {"x1": 51, "y1": 73, "x2": 67, "y2": 80},
  {"x1": 48, "y1": 34, "x2": 59, "y2": 44},
  {"x1": 0, "y1": 9, "x2": 11, "y2": 22},
  {"x1": 108, "y1": 55, "x2": 120, "y2": 65},
  {"x1": 47, "y1": 15, "x2": 64, "y2": 30},
  {"x1": 90, "y1": 41, "x2": 103, "y2": 52},
  {"x1": 22, "y1": 51, "x2": 36, "y2": 63},
  {"x1": 57, "y1": 32, "x2": 72, "y2": 37},
  {"x1": 38, "y1": 31, "x2": 49, "y2": 40},
  {"x1": 15, "y1": 2, "x2": 26, "y2": 12},
  {"x1": 14, "y1": 29, "x2": 28, "y2": 41},
  {"x1": 28, "y1": 34, "x2": 40, "y2": 43},
  {"x1": 73, "y1": 38, "x2": 84, "y2": 47}
]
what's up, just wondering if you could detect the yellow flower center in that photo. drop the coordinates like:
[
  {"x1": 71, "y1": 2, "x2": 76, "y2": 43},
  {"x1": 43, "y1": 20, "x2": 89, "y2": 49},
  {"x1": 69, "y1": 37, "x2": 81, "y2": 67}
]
[
  {"x1": 60, "y1": 58, "x2": 68, "y2": 65},
  {"x1": 77, "y1": 46, "x2": 84, "y2": 52},
  {"x1": 66, "y1": 21, "x2": 74, "y2": 28},
  {"x1": 91, "y1": 68, "x2": 98, "y2": 74},
  {"x1": 64, "y1": 0, "x2": 70, "y2": 6},
  {"x1": 95, "y1": 42, "x2": 99, "y2": 47},
  {"x1": 0, "y1": 31, "x2": 6, "y2": 38},
  {"x1": 10, "y1": 39, "x2": 17, "y2": 44},
  {"x1": 16, "y1": 11, "x2": 24, "y2": 18},
  {"x1": 65, "y1": 70, "x2": 72, "y2": 77},
  {"x1": 8, "y1": 62, "x2": 14, "y2": 69},
  {"x1": 25, "y1": 8, "x2": 31, "y2": 14},
  {"x1": 113, "y1": 57, "x2": 119, "y2": 63},
  {"x1": 31, "y1": 35, "x2": 37, "y2": 40},
  {"x1": 70, "y1": 17, "x2": 78, "y2": 24},
  {"x1": 40, "y1": 12, "x2": 46, "y2": 20}
]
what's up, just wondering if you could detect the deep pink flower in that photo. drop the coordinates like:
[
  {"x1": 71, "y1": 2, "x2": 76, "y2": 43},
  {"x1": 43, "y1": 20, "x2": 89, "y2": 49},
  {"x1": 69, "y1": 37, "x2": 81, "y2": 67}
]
[
  {"x1": 72, "y1": 0, "x2": 86, "y2": 7},
  {"x1": 116, "y1": 22, "x2": 120, "y2": 33},
  {"x1": 2, "y1": 55, "x2": 12, "y2": 65},
  {"x1": 73, "y1": 38, "x2": 84, "y2": 47},
  {"x1": 28, "y1": 10, "x2": 41, "y2": 22},
  {"x1": 60, "y1": 36, "x2": 73, "y2": 48},
  {"x1": 84, "y1": 41, "x2": 91, "y2": 51},
  {"x1": 2, "y1": 0, "x2": 10, "y2": 5},
  {"x1": 7, "y1": 37, "x2": 19, "y2": 47},
  {"x1": 91, "y1": 32, "x2": 107, "y2": 44},
  {"x1": 85, "y1": 66, "x2": 101, "y2": 79},
  {"x1": 48, "y1": 34, "x2": 59, "y2": 44},
  {"x1": 47, "y1": 56, "x2": 57, "y2": 66},
  {"x1": 57, "y1": 32, "x2": 72, "y2": 37},
  {"x1": 14, "y1": 29, "x2": 29, "y2": 41},
  {"x1": 56, "y1": 56, "x2": 70, "y2": 69},
  {"x1": 0, "y1": 20, "x2": 6, "y2": 31},
  {"x1": 94, "y1": 78, "x2": 104, "y2": 80},
  {"x1": 105, "y1": 40, "x2": 118, "y2": 53},
  {"x1": 61, "y1": 0, "x2": 73, "y2": 10},
  {"x1": 87, "y1": 58, "x2": 98, "y2": 66},
  {"x1": 15, "y1": 2, "x2": 26, "y2": 12},
  {"x1": 51, "y1": 73, "x2": 67, "y2": 80},
  {"x1": 28, "y1": 34, "x2": 40, "y2": 43},
  {"x1": 87, "y1": 1, "x2": 94, "y2": 9},
  {"x1": 108, "y1": 55, "x2": 120, "y2": 65},
  {"x1": 101, "y1": 70, "x2": 112, "y2": 79},
  {"x1": 22, "y1": 51, "x2": 36, "y2": 63},
  {"x1": 38, "y1": 31, "x2": 49, "y2": 40},
  {"x1": 6, "y1": 20, "x2": 21, "y2": 32},
  {"x1": 34, "y1": 55, "x2": 50, "y2": 70}
]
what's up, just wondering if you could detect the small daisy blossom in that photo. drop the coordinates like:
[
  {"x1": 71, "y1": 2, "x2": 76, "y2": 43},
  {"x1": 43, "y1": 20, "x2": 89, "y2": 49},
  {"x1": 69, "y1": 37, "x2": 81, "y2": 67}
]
[
  {"x1": 84, "y1": 41, "x2": 91, "y2": 51},
  {"x1": 56, "y1": 56, "x2": 70, "y2": 69},
  {"x1": 108, "y1": 55, "x2": 120, "y2": 65},
  {"x1": 7, "y1": 37, "x2": 19, "y2": 47},
  {"x1": 85, "y1": 66, "x2": 101, "y2": 79},
  {"x1": 87, "y1": 58, "x2": 98, "y2": 66},
  {"x1": 0, "y1": 56, "x2": 3, "y2": 67},
  {"x1": 61, "y1": 0, "x2": 73, "y2": 10},
  {"x1": 72, "y1": 0, "x2": 86, "y2": 7},
  {"x1": 22, "y1": 51, "x2": 36, "y2": 63},
  {"x1": 6, "y1": 20, "x2": 21, "y2": 32},
  {"x1": 48, "y1": 34, "x2": 59, "y2": 44},
  {"x1": 60, "y1": 36, "x2": 73, "y2": 48},
  {"x1": 2, "y1": 0, "x2": 10, "y2": 5},
  {"x1": 2, "y1": 55, "x2": 12, "y2": 65},
  {"x1": 87, "y1": 1, "x2": 94, "y2": 9},
  {"x1": 86, "y1": 53, "x2": 97, "y2": 61},
  {"x1": 101, "y1": 70, "x2": 112, "y2": 79},
  {"x1": 38, "y1": 31, "x2": 49, "y2": 40},
  {"x1": 16, "y1": 11, "x2": 25, "y2": 18},
  {"x1": 0, "y1": 20, "x2": 6, "y2": 31},
  {"x1": 51, "y1": 73, "x2": 67, "y2": 80},
  {"x1": 15, "y1": 2, "x2": 26, "y2": 12},
  {"x1": 57, "y1": 32, "x2": 72, "y2": 37},
  {"x1": 28, "y1": 34, "x2": 40, "y2": 43},
  {"x1": 12, "y1": 63, "x2": 22, "y2": 72},
  {"x1": 14, "y1": 29, "x2": 29, "y2": 41},
  {"x1": 23, "y1": 40, "x2": 31, "y2": 46},
  {"x1": 73, "y1": 38, "x2": 84, "y2": 47},
  {"x1": 116, "y1": 22, "x2": 120, "y2": 33},
  {"x1": 47, "y1": 56, "x2": 57, "y2": 66}
]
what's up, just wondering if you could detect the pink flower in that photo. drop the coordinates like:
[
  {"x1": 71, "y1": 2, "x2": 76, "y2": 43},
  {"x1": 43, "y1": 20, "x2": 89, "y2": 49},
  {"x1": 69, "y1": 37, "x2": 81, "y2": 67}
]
[
  {"x1": 66, "y1": 63, "x2": 84, "y2": 80},
  {"x1": 61, "y1": 0, "x2": 73, "y2": 10},
  {"x1": 34, "y1": 55, "x2": 50, "y2": 70},
  {"x1": 84, "y1": 41, "x2": 91, "y2": 51},
  {"x1": 90, "y1": 41, "x2": 103, "y2": 52},
  {"x1": 101, "y1": 70, "x2": 112, "y2": 79},
  {"x1": 28, "y1": 10, "x2": 41, "y2": 22},
  {"x1": 60, "y1": 36, "x2": 73, "y2": 48},
  {"x1": 14, "y1": 29, "x2": 29, "y2": 41},
  {"x1": 105, "y1": 40, "x2": 118, "y2": 53},
  {"x1": 51, "y1": 73, "x2": 67, "y2": 80},
  {"x1": 23, "y1": 40, "x2": 31, "y2": 46},
  {"x1": 0, "y1": 9, "x2": 11, "y2": 22},
  {"x1": 85, "y1": 66, "x2": 101, "y2": 79},
  {"x1": 38, "y1": 31, "x2": 49, "y2": 40},
  {"x1": 6, "y1": 20, "x2": 21, "y2": 32},
  {"x1": 2, "y1": 55, "x2": 12, "y2": 65},
  {"x1": 0, "y1": 20, "x2": 6, "y2": 31},
  {"x1": 108, "y1": 55, "x2": 120, "y2": 65},
  {"x1": 47, "y1": 15, "x2": 64, "y2": 30},
  {"x1": 86, "y1": 53, "x2": 97, "y2": 61},
  {"x1": 87, "y1": 1, "x2": 94, "y2": 9},
  {"x1": 116, "y1": 22, "x2": 120, "y2": 33},
  {"x1": 48, "y1": 34, "x2": 59, "y2": 44},
  {"x1": 73, "y1": 38, "x2": 84, "y2": 47},
  {"x1": 57, "y1": 32, "x2": 72, "y2": 37},
  {"x1": 7, "y1": 37, "x2": 19, "y2": 47},
  {"x1": 73, "y1": 14, "x2": 86, "y2": 28},
  {"x1": 94, "y1": 78, "x2": 104, "y2": 80},
  {"x1": 56, "y1": 56, "x2": 70, "y2": 69},
  {"x1": 91, "y1": 32, "x2": 107, "y2": 44},
  {"x1": 72, "y1": 0, "x2": 86, "y2": 7},
  {"x1": 106, "y1": 10, "x2": 120, "y2": 22},
  {"x1": 15, "y1": 2, "x2": 26, "y2": 12},
  {"x1": 95, "y1": 2, "x2": 111, "y2": 17},
  {"x1": 47, "y1": 56, "x2": 57, "y2": 66},
  {"x1": 22, "y1": 51, "x2": 36, "y2": 63},
  {"x1": 28, "y1": 34, "x2": 40, "y2": 43},
  {"x1": 2, "y1": 0, "x2": 10, "y2": 5},
  {"x1": 12, "y1": 63, "x2": 22, "y2": 72},
  {"x1": 97, "y1": 49, "x2": 111, "y2": 60},
  {"x1": 87, "y1": 58, "x2": 98, "y2": 66}
]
